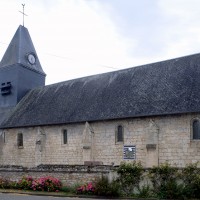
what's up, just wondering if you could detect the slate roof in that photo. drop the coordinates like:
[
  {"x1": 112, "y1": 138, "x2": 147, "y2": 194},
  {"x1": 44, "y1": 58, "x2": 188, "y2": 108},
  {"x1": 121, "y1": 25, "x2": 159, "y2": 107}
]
[
  {"x1": 0, "y1": 25, "x2": 45, "y2": 75},
  {"x1": 1, "y1": 53, "x2": 200, "y2": 128},
  {"x1": 0, "y1": 107, "x2": 14, "y2": 125}
]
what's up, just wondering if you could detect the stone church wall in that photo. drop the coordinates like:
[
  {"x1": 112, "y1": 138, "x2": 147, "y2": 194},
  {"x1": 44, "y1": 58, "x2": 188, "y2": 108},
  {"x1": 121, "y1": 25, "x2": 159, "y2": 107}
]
[{"x1": 0, "y1": 113, "x2": 200, "y2": 168}]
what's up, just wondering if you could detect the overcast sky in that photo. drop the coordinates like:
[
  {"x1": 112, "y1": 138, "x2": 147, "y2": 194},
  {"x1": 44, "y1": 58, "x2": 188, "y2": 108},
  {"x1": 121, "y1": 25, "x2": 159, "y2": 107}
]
[{"x1": 0, "y1": 0, "x2": 200, "y2": 84}]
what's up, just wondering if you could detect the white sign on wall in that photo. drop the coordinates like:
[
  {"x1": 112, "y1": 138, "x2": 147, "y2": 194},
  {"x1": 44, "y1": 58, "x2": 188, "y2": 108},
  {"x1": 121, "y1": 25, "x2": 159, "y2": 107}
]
[{"x1": 123, "y1": 145, "x2": 136, "y2": 160}]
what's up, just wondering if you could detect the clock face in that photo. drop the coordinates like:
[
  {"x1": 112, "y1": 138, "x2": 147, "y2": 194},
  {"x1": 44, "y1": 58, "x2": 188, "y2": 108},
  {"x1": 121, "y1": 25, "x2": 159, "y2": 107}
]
[{"x1": 28, "y1": 53, "x2": 36, "y2": 64}]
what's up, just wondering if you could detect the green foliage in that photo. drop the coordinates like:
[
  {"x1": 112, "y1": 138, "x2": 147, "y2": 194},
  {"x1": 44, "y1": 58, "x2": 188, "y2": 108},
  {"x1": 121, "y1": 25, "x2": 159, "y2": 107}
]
[
  {"x1": 14, "y1": 176, "x2": 62, "y2": 192},
  {"x1": 76, "y1": 182, "x2": 95, "y2": 195},
  {"x1": 181, "y1": 162, "x2": 200, "y2": 198},
  {"x1": 0, "y1": 177, "x2": 12, "y2": 189},
  {"x1": 116, "y1": 161, "x2": 143, "y2": 195},
  {"x1": 1, "y1": 164, "x2": 200, "y2": 198},
  {"x1": 148, "y1": 163, "x2": 182, "y2": 199},
  {"x1": 94, "y1": 176, "x2": 120, "y2": 197},
  {"x1": 31, "y1": 176, "x2": 62, "y2": 192},
  {"x1": 17, "y1": 176, "x2": 33, "y2": 190},
  {"x1": 68, "y1": 183, "x2": 82, "y2": 194},
  {"x1": 60, "y1": 186, "x2": 71, "y2": 193},
  {"x1": 9, "y1": 181, "x2": 19, "y2": 189},
  {"x1": 136, "y1": 184, "x2": 153, "y2": 198}
]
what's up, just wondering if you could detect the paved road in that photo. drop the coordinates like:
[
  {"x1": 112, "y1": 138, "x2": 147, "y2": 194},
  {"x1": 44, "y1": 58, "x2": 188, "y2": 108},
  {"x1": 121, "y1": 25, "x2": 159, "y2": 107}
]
[{"x1": 0, "y1": 193, "x2": 115, "y2": 200}]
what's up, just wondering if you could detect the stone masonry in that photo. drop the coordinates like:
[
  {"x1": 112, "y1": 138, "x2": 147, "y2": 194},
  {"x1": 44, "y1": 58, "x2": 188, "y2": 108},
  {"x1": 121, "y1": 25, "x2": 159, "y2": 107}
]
[
  {"x1": 0, "y1": 113, "x2": 200, "y2": 168},
  {"x1": 0, "y1": 165, "x2": 115, "y2": 186}
]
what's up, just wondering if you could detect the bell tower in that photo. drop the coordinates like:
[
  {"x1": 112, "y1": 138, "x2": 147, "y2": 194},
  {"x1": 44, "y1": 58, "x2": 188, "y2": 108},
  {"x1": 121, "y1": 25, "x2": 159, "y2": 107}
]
[{"x1": 0, "y1": 25, "x2": 46, "y2": 123}]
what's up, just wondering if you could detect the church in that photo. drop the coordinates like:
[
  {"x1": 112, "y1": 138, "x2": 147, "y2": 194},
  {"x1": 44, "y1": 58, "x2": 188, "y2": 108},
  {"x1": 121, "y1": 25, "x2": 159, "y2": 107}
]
[{"x1": 0, "y1": 24, "x2": 200, "y2": 168}]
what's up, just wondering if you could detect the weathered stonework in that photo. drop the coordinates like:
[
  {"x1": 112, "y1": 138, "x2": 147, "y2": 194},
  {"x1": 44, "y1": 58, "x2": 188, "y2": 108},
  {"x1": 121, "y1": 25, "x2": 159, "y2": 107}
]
[
  {"x1": 0, "y1": 113, "x2": 200, "y2": 168},
  {"x1": 0, "y1": 165, "x2": 115, "y2": 186}
]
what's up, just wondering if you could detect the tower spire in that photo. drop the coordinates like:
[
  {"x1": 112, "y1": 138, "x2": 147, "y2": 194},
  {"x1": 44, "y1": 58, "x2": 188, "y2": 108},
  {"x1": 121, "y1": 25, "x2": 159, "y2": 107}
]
[{"x1": 19, "y1": 4, "x2": 27, "y2": 26}]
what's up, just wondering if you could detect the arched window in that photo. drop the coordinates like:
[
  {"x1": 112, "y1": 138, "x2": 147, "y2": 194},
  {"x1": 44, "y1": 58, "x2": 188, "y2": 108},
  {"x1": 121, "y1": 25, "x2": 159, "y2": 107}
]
[
  {"x1": 17, "y1": 133, "x2": 23, "y2": 147},
  {"x1": 63, "y1": 129, "x2": 68, "y2": 144},
  {"x1": 193, "y1": 119, "x2": 200, "y2": 139},
  {"x1": 116, "y1": 125, "x2": 123, "y2": 142}
]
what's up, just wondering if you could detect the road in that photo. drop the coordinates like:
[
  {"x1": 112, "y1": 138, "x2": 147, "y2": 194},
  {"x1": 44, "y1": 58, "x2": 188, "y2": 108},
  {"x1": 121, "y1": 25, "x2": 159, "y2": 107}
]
[{"x1": 0, "y1": 193, "x2": 115, "y2": 200}]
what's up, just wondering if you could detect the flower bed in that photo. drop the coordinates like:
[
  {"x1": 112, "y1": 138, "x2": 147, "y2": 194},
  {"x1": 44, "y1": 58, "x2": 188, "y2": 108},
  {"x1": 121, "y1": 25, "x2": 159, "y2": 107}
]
[{"x1": 15, "y1": 176, "x2": 62, "y2": 192}]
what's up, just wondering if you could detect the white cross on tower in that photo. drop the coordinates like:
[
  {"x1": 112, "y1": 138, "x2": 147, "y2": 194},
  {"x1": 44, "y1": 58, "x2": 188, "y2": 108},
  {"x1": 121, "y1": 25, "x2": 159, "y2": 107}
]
[{"x1": 19, "y1": 4, "x2": 28, "y2": 27}]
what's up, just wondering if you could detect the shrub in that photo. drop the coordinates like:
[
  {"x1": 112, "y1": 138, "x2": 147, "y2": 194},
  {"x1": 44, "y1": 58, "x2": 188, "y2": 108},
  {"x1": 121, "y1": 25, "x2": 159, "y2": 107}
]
[
  {"x1": 0, "y1": 177, "x2": 12, "y2": 189},
  {"x1": 9, "y1": 181, "x2": 19, "y2": 189},
  {"x1": 181, "y1": 162, "x2": 200, "y2": 198},
  {"x1": 17, "y1": 176, "x2": 33, "y2": 190},
  {"x1": 68, "y1": 183, "x2": 82, "y2": 194},
  {"x1": 191, "y1": 174, "x2": 200, "y2": 198},
  {"x1": 94, "y1": 176, "x2": 120, "y2": 197},
  {"x1": 31, "y1": 176, "x2": 62, "y2": 192},
  {"x1": 60, "y1": 186, "x2": 71, "y2": 193},
  {"x1": 148, "y1": 163, "x2": 182, "y2": 199},
  {"x1": 136, "y1": 184, "x2": 153, "y2": 198},
  {"x1": 116, "y1": 161, "x2": 143, "y2": 195},
  {"x1": 76, "y1": 182, "x2": 95, "y2": 195}
]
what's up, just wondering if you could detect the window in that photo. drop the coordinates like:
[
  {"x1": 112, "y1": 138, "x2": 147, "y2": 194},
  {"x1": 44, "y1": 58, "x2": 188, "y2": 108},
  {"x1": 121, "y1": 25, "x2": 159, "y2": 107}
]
[
  {"x1": 1, "y1": 82, "x2": 11, "y2": 95},
  {"x1": 17, "y1": 133, "x2": 23, "y2": 147},
  {"x1": 116, "y1": 125, "x2": 123, "y2": 142},
  {"x1": 3, "y1": 132, "x2": 5, "y2": 143},
  {"x1": 63, "y1": 129, "x2": 67, "y2": 144},
  {"x1": 193, "y1": 119, "x2": 200, "y2": 139},
  {"x1": 0, "y1": 132, "x2": 5, "y2": 143}
]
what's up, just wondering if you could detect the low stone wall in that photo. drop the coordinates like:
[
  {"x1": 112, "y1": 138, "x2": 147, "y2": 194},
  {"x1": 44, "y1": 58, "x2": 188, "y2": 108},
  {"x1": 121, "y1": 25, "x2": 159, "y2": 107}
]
[{"x1": 0, "y1": 165, "x2": 116, "y2": 186}]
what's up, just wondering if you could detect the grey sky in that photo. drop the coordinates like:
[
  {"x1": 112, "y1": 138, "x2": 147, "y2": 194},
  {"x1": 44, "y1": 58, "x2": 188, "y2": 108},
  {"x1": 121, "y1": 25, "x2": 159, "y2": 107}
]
[{"x1": 94, "y1": 0, "x2": 200, "y2": 58}]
